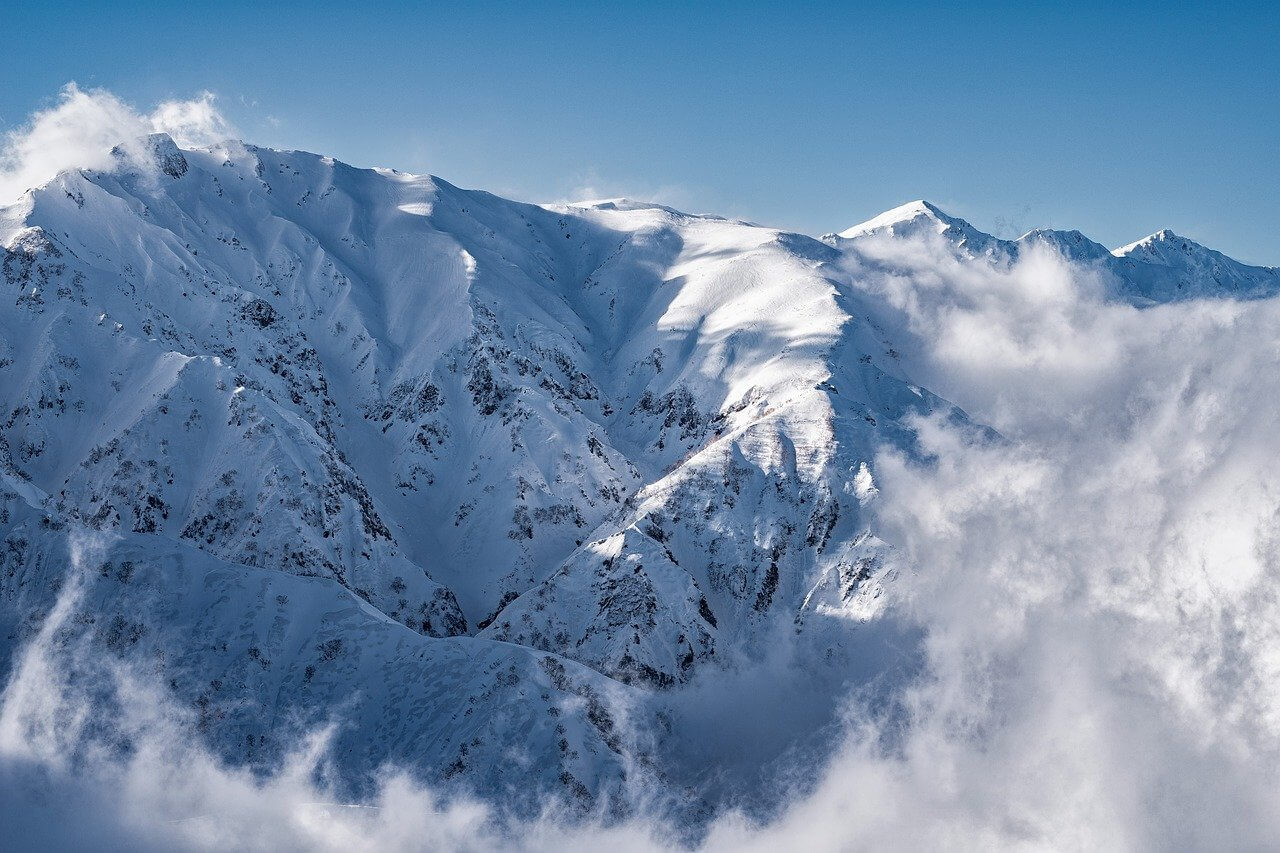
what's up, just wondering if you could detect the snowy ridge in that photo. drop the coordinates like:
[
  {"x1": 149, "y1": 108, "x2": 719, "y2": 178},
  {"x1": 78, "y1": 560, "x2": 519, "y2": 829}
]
[{"x1": 828, "y1": 198, "x2": 1280, "y2": 304}]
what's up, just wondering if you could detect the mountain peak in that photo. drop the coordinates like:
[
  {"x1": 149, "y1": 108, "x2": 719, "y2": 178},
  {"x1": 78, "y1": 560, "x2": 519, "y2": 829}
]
[
  {"x1": 1109, "y1": 227, "x2": 1280, "y2": 301},
  {"x1": 887, "y1": 198, "x2": 949, "y2": 219},
  {"x1": 833, "y1": 199, "x2": 1001, "y2": 258},
  {"x1": 1112, "y1": 229, "x2": 1216, "y2": 260},
  {"x1": 836, "y1": 199, "x2": 955, "y2": 239},
  {"x1": 1016, "y1": 228, "x2": 1113, "y2": 263},
  {"x1": 1111, "y1": 222, "x2": 1198, "y2": 249},
  {"x1": 108, "y1": 131, "x2": 189, "y2": 179}
]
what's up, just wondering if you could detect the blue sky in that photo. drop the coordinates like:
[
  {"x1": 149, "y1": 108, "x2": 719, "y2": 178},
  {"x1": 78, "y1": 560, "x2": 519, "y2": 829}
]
[{"x1": 3, "y1": 0, "x2": 1276, "y2": 263}]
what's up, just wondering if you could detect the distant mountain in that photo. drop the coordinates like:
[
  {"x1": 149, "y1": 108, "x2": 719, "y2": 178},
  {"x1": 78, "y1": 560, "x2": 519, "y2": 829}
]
[
  {"x1": 827, "y1": 197, "x2": 1280, "y2": 304},
  {"x1": 1109, "y1": 228, "x2": 1280, "y2": 301},
  {"x1": 832, "y1": 199, "x2": 1003, "y2": 255}
]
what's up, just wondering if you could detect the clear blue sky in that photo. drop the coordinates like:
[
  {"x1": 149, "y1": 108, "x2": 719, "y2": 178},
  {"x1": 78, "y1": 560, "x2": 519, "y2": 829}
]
[{"x1": 3, "y1": 0, "x2": 1276, "y2": 263}]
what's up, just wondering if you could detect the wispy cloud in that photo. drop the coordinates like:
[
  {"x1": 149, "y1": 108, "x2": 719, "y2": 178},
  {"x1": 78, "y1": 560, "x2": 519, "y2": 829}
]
[
  {"x1": 0, "y1": 83, "x2": 235, "y2": 205},
  {"x1": 554, "y1": 166, "x2": 700, "y2": 214}
]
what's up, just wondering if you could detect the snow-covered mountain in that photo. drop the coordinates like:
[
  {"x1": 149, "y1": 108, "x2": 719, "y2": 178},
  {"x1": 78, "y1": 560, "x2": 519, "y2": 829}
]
[
  {"x1": 830, "y1": 199, "x2": 1280, "y2": 304},
  {"x1": 1, "y1": 135, "x2": 1273, "y2": 820}
]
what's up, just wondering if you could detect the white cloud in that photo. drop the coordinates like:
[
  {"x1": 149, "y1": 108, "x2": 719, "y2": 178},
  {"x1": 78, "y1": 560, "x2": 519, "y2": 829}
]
[
  {"x1": 556, "y1": 166, "x2": 699, "y2": 213},
  {"x1": 0, "y1": 83, "x2": 235, "y2": 205},
  {"x1": 742, "y1": 234, "x2": 1280, "y2": 849},
  {"x1": 150, "y1": 91, "x2": 235, "y2": 149}
]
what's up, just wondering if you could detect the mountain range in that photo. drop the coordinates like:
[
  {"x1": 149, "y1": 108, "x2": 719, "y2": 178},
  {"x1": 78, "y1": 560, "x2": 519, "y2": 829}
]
[{"x1": 2, "y1": 133, "x2": 1276, "y2": 825}]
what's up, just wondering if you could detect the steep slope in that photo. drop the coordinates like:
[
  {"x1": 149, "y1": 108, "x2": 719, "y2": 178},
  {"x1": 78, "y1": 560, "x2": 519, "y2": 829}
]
[
  {"x1": 1, "y1": 139, "x2": 958, "y2": 690},
  {"x1": 472, "y1": 207, "x2": 962, "y2": 685},
  {"x1": 1, "y1": 137, "x2": 467, "y2": 635},
  {"x1": 0, "y1": 137, "x2": 954, "y2": 811},
  {"x1": 0, "y1": 474, "x2": 637, "y2": 815}
]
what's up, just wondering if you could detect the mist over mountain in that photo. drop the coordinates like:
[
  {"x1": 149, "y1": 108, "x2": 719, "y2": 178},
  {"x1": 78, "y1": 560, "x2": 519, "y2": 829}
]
[{"x1": 3, "y1": 107, "x2": 1280, "y2": 850}]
